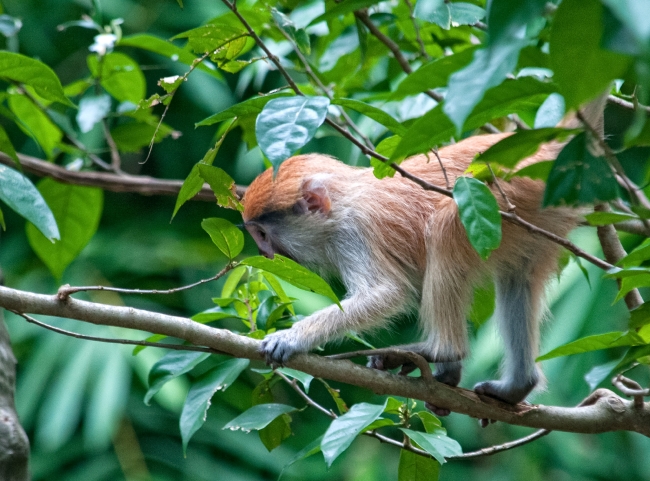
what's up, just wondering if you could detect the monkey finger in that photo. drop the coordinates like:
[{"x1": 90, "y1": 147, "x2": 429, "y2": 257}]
[{"x1": 398, "y1": 362, "x2": 418, "y2": 376}]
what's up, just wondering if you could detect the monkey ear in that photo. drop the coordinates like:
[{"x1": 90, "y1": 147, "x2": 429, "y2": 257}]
[{"x1": 295, "y1": 178, "x2": 331, "y2": 215}]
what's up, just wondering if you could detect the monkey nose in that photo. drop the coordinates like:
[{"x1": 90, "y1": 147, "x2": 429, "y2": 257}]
[{"x1": 258, "y1": 246, "x2": 275, "y2": 259}]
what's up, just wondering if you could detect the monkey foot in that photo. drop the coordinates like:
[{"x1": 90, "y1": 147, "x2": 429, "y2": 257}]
[
  {"x1": 473, "y1": 379, "x2": 536, "y2": 405},
  {"x1": 424, "y1": 402, "x2": 451, "y2": 417},
  {"x1": 259, "y1": 330, "x2": 306, "y2": 366},
  {"x1": 367, "y1": 351, "x2": 419, "y2": 376}
]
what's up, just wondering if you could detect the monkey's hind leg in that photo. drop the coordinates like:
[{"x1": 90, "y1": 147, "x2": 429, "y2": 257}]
[{"x1": 474, "y1": 269, "x2": 542, "y2": 404}]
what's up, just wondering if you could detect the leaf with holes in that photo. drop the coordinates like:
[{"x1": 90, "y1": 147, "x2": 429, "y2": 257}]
[
  {"x1": 223, "y1": 403, "x2": 296, "y2": 432},
  {"x1": 256, "y1": 96, "x2": 330, "y2": 170},
  {"x1": 453, "y1": 177, "x2": 502, "y2": 260},
  {"x1": 180, "y1": 358, "x2": 249, "y2": 453}
]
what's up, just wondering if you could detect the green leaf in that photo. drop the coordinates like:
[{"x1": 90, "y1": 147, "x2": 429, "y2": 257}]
[
  {"x1": 392, "y1": 77, "x2": 555, "y2": 161},
  {"x1": 8, "y1": 93, "x2": 62, "y2": 157},
  {"x1": 118, "y1": 34, "x2": 224, "y2": 80},
  {"x1": 618, "y1": 239, "x2": 650, "y2": 266},
  {"x1": 0, "y1": 51, "x2": 72, "y2": 106},
  {"x1": 132, "y1": 334, "x2": 166, "y2": 355},
  {"x1": 201, "y1": 217, "x2": 244, "y2": 260},
  {"x1": 111, "y1": 121, "x2": 174, "y2": 152},
  {"x1": 400, "y1": 428, "x2": 462, "y2": 464},
  {"x1": 486, "y1": 0, "x2": 545, "y2": 45},
  {"x1": 272, "y1": 8, "x2": 310, "y2": 55},
  {"x1": 87, "y1": 52, "x2": 146, "y2": 104},
  {"x1": 276, "y1": 367, "x2": 313, "y2": 393},
  {"x1": 414, "y1": 411, "x2": 442, "y2": 434},
  {"x1": 76, "y1": 93, "x2": 111, "y2": 133},
  {"x1": 475, "y1": 128, "x2": 576, "y2": 168},
  {"x1": 534, "y1": 93, "x2": 566, "y2": 128},
  {"x1": 172, "y1": 23, "x2": 248, "y2": 60},
  {"x1": 26, "y1": 179, "x2": 102, "y2": 280},
  {"x1": 416, "y1": 1, "x2": 485, "y2": 30},
  {"x1": 371, "y1": 136, "x2": 401, "y2": 179},
  {"x1": 283, "y1": 435, "x2": 323, "y2": 469},
  {"x1": 537, "y1": 331, "x2": 642, "y2": 361},
  {"x1": 398, "y1": 449, "x2": 440, "y2": 481},
  {"x1": 615, "y1": 274, "x2": 650, "y2": 303},
  {"x1": 191, "y1": 306, "x2": 243, "y2": 324},
  {"x1": 256, "y1": 96, "x2": 330, "y2": 169},
  {"x1": 453, "y1": 177, "x2": 502, "y2": 260},
  {"x1": 196, "y1": 92, "x2": 294, "y2": 127},
  {"x1": 630, "y1": 302, "x2": 650, "y2": 330},
  {"x1": 197, "y1": 164, "x2": 243, "y2": 212},
  {"x1": 549, "y1": 0, "x2": 630, "y2": 109},
  {"x1": 144, "y1": 351, "x2": 210, "y2": 405},
  {"x1": 510, "y1": 160, "x2": 553, "y2": 181},
  {"x1": 331, "y1": 98, "x2": 406, "y2": 135},
  {"x1": 585, "y1": 211, "x2": 639, "y2": 227},
  {"x1": 172, "y1": 164, "x2": 203, "y2": 219},
  {"x1": 543, "y1": 133, "x2": 618, "y2": 206},
  {"x1": 223, "y1": 403, "x2": 296, "y2": 432},
  {"x1": 262, "y1": 271, "x2": 295, "y2": 315},
  {"x1": 0, "y1": 125, "x2": 19, "y2": 167},
  {"x1": 321, "y1": 400, "x2": 387, "y2": 467},
  {"x1": 444, "y1": 40, "x2": 527, "y2": 135},
  {"x1": 222, "y1": 265, "x2": 247, "y2": 298},
  {"x1": 0, "y1": 166, "x2": 58, "y2": 239},
  {"x1": 242, "y1": 255, "x2": 340, "y2": 307},
  {"x1": 584, "y1": 358, "x2": 622, "y2": 391},
  {"x1": 181, "y1": 358, "x2": 249, "y2": 453},
  {"x1": 391, "y1": 47, "x2": 477, "y2": 100}
]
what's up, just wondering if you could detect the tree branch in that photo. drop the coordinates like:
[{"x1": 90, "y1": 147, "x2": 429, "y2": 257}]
[{"x1": 1, "y1": 284, "x2": 648, "y2": 436}]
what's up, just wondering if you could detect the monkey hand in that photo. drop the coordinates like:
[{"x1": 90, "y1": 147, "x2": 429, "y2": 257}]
[{"x1": 259, "y1": 329, "x2": 309, "y2": 366}]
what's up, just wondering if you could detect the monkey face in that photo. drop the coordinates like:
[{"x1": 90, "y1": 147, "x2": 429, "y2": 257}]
[{"x1": 245, "y1": 222, "x2": 275, "y2": 259}]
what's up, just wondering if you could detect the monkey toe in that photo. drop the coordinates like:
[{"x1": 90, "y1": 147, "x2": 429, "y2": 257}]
[
  {"x1": 367, "y1": 352, "x2": 419, "y2": 373},
  {"x1": 473, "y1": 379, "x2": 535, "y2": 405},
  {"x1": 424, "y1": 402, "x2": 451, "y2": 417}
]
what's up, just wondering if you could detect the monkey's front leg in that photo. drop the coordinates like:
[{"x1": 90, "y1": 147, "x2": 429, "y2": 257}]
[{"x1": 259, "y1": 286, "x2": 406, "y2": 366}]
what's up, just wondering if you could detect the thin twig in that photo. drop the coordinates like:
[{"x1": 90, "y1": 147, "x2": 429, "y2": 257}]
[
  {"x1": 328, "y1": 348, "x2": 434, "y2": 383},
  {"x1": 429, "y1": 147, "x2": 450, "y2": 190},
  {"x1": 57, "y1": 264, "x2": 234, "y2": 301},
  {"x1": 102, "y1": 118, "x2": 122, "y2": 172},
  {"x1": 612, "y1": 374, "x2": 649, "y2": 407},
  {"x1": 11, "y1": 310, "x2": 216, "y2": 353},
  {"x1": 487, "y1": 163, "x2": 515, "y2": 212},
  {"x1": 607, "y1": 95, "x2": 650, "y2": 114},
  {"x1": 403, "y1": 0, "x2": 430, "y2": 61},
  {"x1": 449, "y1": 429, "x2": 550, "y2": 459}
]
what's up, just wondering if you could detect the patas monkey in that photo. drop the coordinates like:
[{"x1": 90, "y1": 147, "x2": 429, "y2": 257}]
[{"x1": 243, "y1": 100, "x2": 603, "y2": 406}]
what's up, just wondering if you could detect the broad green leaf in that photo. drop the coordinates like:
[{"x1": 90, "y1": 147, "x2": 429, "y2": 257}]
[
  {"x1": 510, "y1": 160, "x2": 553, "y2": 181},
  {"x1": 87, "y1": 52, "x2": 146, "y2": 103},
  {"x1": 400, "y1": 428, "x2": 462, "y2": 464},
  {"x1": 0, "y1": 51, "x2": 72, "y2": 106},
  {"x1": 201, "y1": 217, "x2": 244, "y2": 260},
  {"x1": 172, "y1": 23, "x2": 248, "y2": 59},
  {"x1": 550, "y1": 0, "x2": 630, "y2": 109},
  {"x1": 321, "y1": 400, "x2": 387, "y2": 467},
  {"x1": 191, "y1": 306, "x2": 244, "y2": 324},
  {"x1": 0, "y1": 124, "x2": 19, "y2": 166},
  {"x1": 223, "y1": 403, "x2": 296, "y2": 432},
  {"x1": 398, "y1": 448, "x2": 440, "y2": 481},
  {"x1": 119, "y1": 34, "x2": 223, "y2": 80},
  {"x1": 196, "y1": 92, "x2": 294, "y2": 127},
  {"x1": 276, "y1": 367, "x2": 314, "y2": 393},
  {"x1": 414, "y1": 411, "x2": 443, "y2": 434},
  {"x1": 584, "y1": 358, "x2": 622, "y2": 391},
  {"x1": 222, "y1": 265, "x2": 247, "y2": 298},
  {"x1": 310, "y1": 0, "x2": 381, "y2": 25},
  {"x1": 242, "y1": 255, "x2": 340, "y2": 307},
  {"x1": 144, "y1": 351, "x2": 210, "y2": 405},
  {"x1": 371, "y1": 136, "x2": 401, "y2": 179},
  {"x1": 543, "y1": 133, "x2": 618, "y2": 206},
  {"x1": 181, "y1": 358, "x2": 249, "y2": 453},
  {"x1": 615, "y1": 274, "x2": 650, "y2": 303},
  {"x1": 534, "y1": 93, "x2": 566, "y2": 128},
  {"x1": 444, "y1": 40, "x2": 527, "y2": 135},
  {"x1": 486, "y1": 0, "x2": 545, "y2": 45},
  {"x1": 416, "y1": 1, "x2": 485, "y2": 30},
  {"x1": 475, "y1": 128, "x2": 576, "y2": 168},
  {"x1": 585, "y1": 211, "x2": 640, "y2": 227},
  {"x1": 392, "y1": 77, "x2": 555, "y2": 161},
  {"x1": 256, "y1": 96, "x2": 330, "y2": 169},
  {"x1": 453, "y1": 177, "x2": 502, "y2": 260},
  {"x1": 197, "y1": 164, "x2": 242, "y2": 212},
  {"x1": 630, "y1": 302, "x2": 650, "y2": 330},
  {"x1": 26, "y1": 179, "x2": 102, "y2": 280},
  {"x1": 331, "y1": 98, "x2": 406, "y2": 135},
  {"x1": 8, "y1": 93, "x2": 62, "y2": 157},
  {"x1": 391, "y1": 47, "x2": 477, "y2": 100},
  {"x1": 262, "y1": 271, "x2": 295, "y2": 315},
  {"x1": 251, "y1": 379, "x2": 292, "y2": 451},
  {"x1": 0, "y1": 165, "x2": 58, "y2": 240},
  {"x1": 132, "y1": 334, "x2": 166, "y2": 355},
  {"x1": 272, "y1": 8, "x2": 310, "y2": 55},
  {"x1": 537, "y1": 331, "x2": 643, "y2": 361},
  {"x1": 76, "y1": 94, "x2": 111, "y2": 133},
  {"x1": 172, "y1": 164, "x2": 203, "y2": 219},
  {"x1": 617, "y1": 239, "x2": 650, "y2": 267}
]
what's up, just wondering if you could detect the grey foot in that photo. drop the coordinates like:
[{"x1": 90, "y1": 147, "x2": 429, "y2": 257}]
[
  {"x1": 425, "y1": 361, "x2": 463, "y2": 417},
  {"x1": 259, "y1": 330, "x2": 306, "y2": 366},
  {"x1": 367, "y1": 351, "x2": 422, "y2": 375},
  {"x1": 473, "y1": 378, "x2": 538, "y2": 405}
]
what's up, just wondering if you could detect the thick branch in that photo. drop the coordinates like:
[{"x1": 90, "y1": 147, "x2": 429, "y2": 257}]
[{"x1": 1, "y1": 285, "x2": 648, "y2": 436}]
